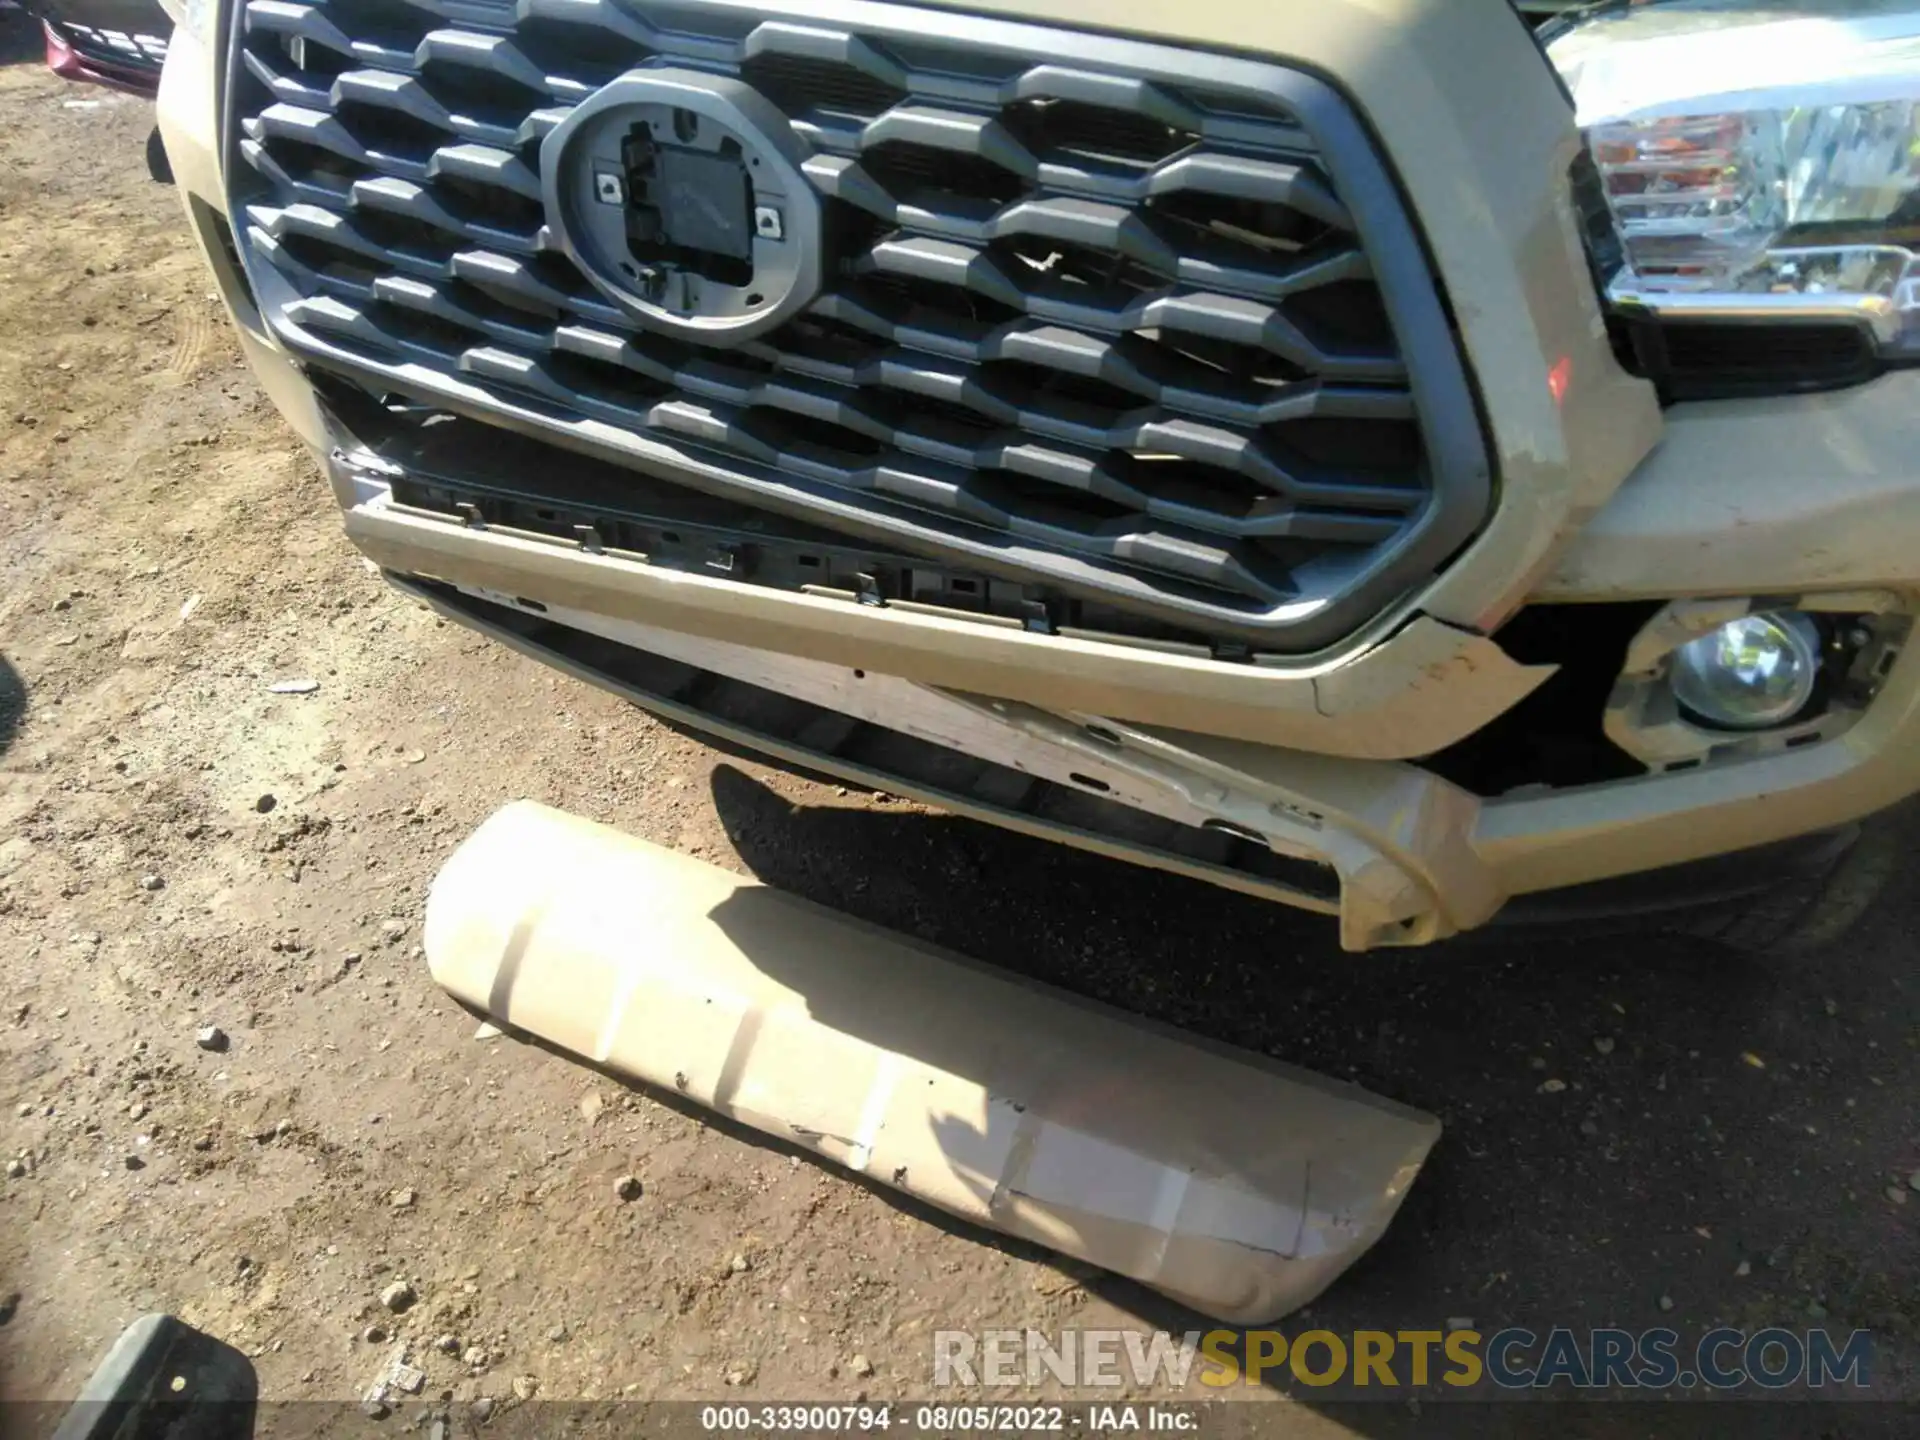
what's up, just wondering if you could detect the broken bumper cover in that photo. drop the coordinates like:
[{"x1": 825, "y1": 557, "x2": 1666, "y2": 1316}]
[
  {"x1": 426, "y1": 800, "x2": 1442, "y2": 1325},
  {"x1": 334, "y1": 475, "x2": 1552, "y2": 764},
  {"x1": 343, "y1": 414, "x2": 1920, "y2": 952}
]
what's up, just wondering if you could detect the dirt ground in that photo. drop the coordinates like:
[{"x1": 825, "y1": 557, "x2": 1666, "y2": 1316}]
[{"x1": 1, "y1": 16, "x2": 1917, "y2": 1434}]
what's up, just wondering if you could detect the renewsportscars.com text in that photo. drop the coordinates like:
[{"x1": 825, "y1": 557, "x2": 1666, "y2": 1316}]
[{"x1": 933, "y1": 1326, "x2": 1872, "y2": 1393}]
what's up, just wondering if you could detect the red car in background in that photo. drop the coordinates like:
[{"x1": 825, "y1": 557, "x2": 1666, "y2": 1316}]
[
  {"x1": 20, "y1": 0, "x2": 171, "y2": 98},
  {"x1": 3, "y1": 0, "x2": 174, "y2": 178}
]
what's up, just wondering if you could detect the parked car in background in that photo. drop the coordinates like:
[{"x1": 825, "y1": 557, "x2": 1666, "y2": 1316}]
[{"x1": 31, "y1": 0, "x2": 169, "y2": 96}]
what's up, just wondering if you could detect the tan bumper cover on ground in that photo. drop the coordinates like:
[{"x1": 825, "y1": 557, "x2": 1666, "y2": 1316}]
[{"x1": 425, "y1": 801, "x2": 1440, "y2": 1324}]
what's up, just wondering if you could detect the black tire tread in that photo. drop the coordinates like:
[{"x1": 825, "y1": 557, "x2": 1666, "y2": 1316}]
[{"x1": 1671, "y1": 803, "x2": 1912, "y2": 957}]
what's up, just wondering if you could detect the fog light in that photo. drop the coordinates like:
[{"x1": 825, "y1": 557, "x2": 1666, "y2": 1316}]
[{"x1": 1668, "y1": 611, "x2": 1822, "y2": 730}]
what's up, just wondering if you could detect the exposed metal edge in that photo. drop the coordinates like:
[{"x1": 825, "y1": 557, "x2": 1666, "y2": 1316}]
[{"x1": 389, "y1": 575, "x2": 1345, "y2": 917}]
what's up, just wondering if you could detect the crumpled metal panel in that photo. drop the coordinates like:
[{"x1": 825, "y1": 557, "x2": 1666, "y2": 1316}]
[
  {"x1": 426, "y1": 800, "x2": 1441, "y2": 1322},
  {"x1": 222, "y1": 0, "x2": 1490, "y2": 650}
]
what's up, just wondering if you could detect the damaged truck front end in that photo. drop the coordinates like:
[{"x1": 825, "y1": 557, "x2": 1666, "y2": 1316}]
[{"x1": 155, "y1": 0, "x2": 1920, "y2": 950}]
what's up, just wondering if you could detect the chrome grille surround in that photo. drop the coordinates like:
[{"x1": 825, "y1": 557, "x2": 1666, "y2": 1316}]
[{"x1": 223, "y1": 0, "x2": 1492, "y2": 651}]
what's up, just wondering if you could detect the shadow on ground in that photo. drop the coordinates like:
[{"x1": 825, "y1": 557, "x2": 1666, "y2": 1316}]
[{"x1": 706, "y1": 762, "x2": 1917, "y2": 1426}]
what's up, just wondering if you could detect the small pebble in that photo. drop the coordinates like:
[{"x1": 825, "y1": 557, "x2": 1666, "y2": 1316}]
[
  {"x1": 1539, "y1": 1078, "x2": 1567, "y2": 1094},
  {"x1": 547, "y1": 1324, "x2": 568, "y2": 1343},
  {"x1": 379, "y1": 1280, "x2": 416, "y2": 1313},
  {"x1": 255, "y1": 794, "x2": 276, "y2": 814},
  {"x1": 1445, "y1": 1317, "x2": 1473, "y2": 1333},
  {"x1": 849, "y1": 1355, "x2": 873, "y2": 1379},
  {"x1": 729, "y1": 1253, "x2": 751, "y2": 1275},
  {"x1": 363, "y1": 1324, "x2": 388, "y2": 1344},
  {"x1": 389, "y1": 1188, "x2": 416, "y2": 1210},
  {"x1": 124, "y1": 1154, "x2": 145, "y2": 1171},
  {"x1": 471, "y1": 1398, "x2": 495, "y2": 1424},
  {"x1": 1592, "y1": 1036, "x2": 1615, "y2": 1056},
  {"x1": 463, "y1": 1347, "x2": 490, "y2": 1369},
  {"x1": 196, "y1": 1026, "x2": 229, "y2": 1052},
  {"x1": 268, "y1": 679, "x2": 320, "y2": 695},
  {"x1": 1657, "y1": 1295, "x2": 1675, "y2": 1313},
  {"x1": 1735, "y1": 1260, "x2": 1752, "y2": 1277},
  {"x1": 1887, "y1": 1185, "x2": 1909, "y2": 1207},
  {"x1": 129, "y1": 1102, "x2": 148, "y2": 1120},
  {"x1": 139, "y1": 874, "x2": 165, "y2": 892},
  {"x1": 4, "y1": 1159, "x2": 24, "y2": 1180},
  {"x1": 435, "y1": 1334, "x2": 461, "y2": 1355},
  {"x1": 614, "y1": 1175, "x2": 642, "y2": 1203},
  {"x1": 511, "y1": 1376, "x2": 539, "y2": 1401}
]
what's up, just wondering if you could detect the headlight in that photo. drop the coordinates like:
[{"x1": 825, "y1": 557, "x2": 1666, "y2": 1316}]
[{"x1": 1547, "y1": 0, "x2": 1920, "y2": 360}]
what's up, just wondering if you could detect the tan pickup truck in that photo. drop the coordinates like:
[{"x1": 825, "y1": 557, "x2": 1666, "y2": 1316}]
[{"x1": 153, "y1": 0, "x2": 1920, "y2": 951}]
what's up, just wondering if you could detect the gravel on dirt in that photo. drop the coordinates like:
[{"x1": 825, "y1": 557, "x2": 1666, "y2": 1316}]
[{"x1": 378, "y1": 1282, "x2": 416, "y2": 1314}]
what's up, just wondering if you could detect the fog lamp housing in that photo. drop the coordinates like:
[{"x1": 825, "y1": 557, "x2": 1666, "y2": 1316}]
[{"x1": 1668, "y1": 611, "x2": 1822, "y2": 731}]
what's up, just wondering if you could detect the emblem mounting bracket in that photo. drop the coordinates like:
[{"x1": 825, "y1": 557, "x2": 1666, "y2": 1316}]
[{"x1": 541, "y1": 69, "x2": 822, "y2": 345}]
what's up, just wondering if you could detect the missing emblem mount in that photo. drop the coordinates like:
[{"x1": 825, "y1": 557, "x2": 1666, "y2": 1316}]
[{"x1": 539, "y1": 69, "x2": 822, "y2": 344}]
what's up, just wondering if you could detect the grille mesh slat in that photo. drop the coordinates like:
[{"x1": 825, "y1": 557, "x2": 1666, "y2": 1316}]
[{"x1": 226, "y1": 0, "x2": 1488, "y2": 650}]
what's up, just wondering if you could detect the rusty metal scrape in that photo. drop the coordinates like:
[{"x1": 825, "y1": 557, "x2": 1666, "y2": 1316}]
[{"x1": 424, "y1": 801, "x2": 1439, "y2": 1323}]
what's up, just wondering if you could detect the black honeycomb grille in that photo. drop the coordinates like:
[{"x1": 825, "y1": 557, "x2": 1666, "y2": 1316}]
[{"x1": 224, "y1": 0, "x2": 1490, "y2": 651}]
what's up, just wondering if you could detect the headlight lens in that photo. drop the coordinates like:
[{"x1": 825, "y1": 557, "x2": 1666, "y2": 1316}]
[{"x1": 1547, "y1": 1, "x2": 1920, "y2": 357}]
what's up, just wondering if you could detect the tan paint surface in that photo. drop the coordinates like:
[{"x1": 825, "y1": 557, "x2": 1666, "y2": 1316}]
[
  {"x1": 347, "y1": 497, "x2": 1553, "y2": 758},
  {"x1": 1540, "y1": 372, "x2": 1920, "y2": 601},
  {"x1": 426, "y1": 801, "x2": 1440, "y2": 1320}
]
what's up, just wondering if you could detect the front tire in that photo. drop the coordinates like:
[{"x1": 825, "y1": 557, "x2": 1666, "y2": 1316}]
[{"x1": 1671, "y1": 803, "x2": 1911, "y2": 957}]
